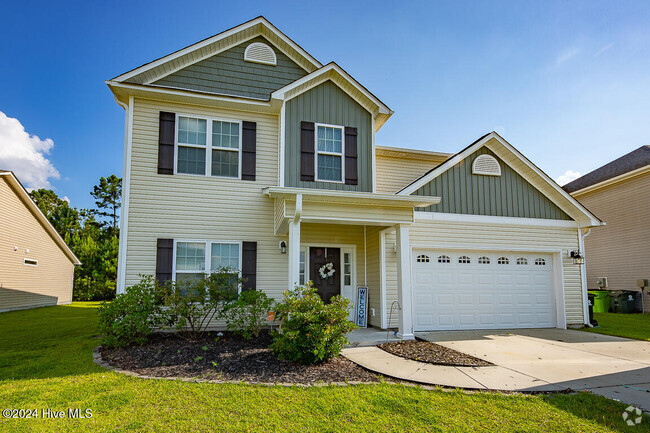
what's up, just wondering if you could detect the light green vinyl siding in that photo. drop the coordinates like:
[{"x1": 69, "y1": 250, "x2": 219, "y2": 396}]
[
  {"x1": 284, "y1": 80, "x2": 372, "y2": 192},
  {"x1": 414, "y1": 147, "x2": 571, "y2": 220},
  {"x1": 152, "y1": 36, "x2": 307, "y2": 100}
]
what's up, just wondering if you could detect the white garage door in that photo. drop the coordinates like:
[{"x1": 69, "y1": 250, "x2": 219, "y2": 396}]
[{"x1": 412, "y1": 250, "x2": 556, "y2": 331}]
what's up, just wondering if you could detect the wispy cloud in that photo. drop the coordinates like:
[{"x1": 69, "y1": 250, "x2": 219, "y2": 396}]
[
  {"x1": 555, "y1": 170, "x2": 582, "y2": 186},
  {"x1": 555, "y1": 48, "x2": 580, "y2": 66},
  {"x1": 0, "y1": 111, "x2": 60, "y2": 189},
  {"x1": 595, "y1": 43, "x2": 614, "y2": 57}
]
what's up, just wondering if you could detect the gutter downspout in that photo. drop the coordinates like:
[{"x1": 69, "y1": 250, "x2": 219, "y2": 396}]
[{"x1": 579, "y1": 227, "x2": 592, "y2": 325}]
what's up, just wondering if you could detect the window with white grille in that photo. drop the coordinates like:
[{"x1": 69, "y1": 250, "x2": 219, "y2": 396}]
[
  {"x1": 416, "y1": 255, "x2": 430, "y2": 263},
  {"x1": 478, "y1": 256, "x2": 490, "y2": 264},
  {"x1": 438, "y1": 255, "x2": 450, "y2": 264},
  {"x1": 244, "y1": 42, "x2": 277, "y2": 65},
  {"x1": 497, "y1": 257, "x2": 509, "y2": 265},
  {"x1": 534, "y1": 258, "x2": 547, "y2": 266},
  {"x1": 472, "y1": 154, "x2": 501, "y2": 176},
  {"x1": 458, "y1": 256, "x2": 471, "y2": 264},
  {"x1": 516, "y1": 257, "x2": 528, "y2": 265}
]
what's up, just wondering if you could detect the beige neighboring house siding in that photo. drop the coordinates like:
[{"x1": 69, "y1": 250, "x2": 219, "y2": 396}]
[
  {"x1": 574, "y1": 172, "x2": 650, "y2": 308},
  {"x1": 124, "y1": 98, "x2": 289, "y2": 298},
  {"x1": 382, "y1": 221, "x2": 583, "y2": 327},
  {"x1": 0, "y1": 177, "x2": 75, "y2": 312},
  {"x1": 375, "y1": 147, "x2": 449, "y2": 194}
]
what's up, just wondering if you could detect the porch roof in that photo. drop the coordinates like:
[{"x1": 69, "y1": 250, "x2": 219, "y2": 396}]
[{"x1": 263, "y1": 187, "x2": 440, "y2": 234}]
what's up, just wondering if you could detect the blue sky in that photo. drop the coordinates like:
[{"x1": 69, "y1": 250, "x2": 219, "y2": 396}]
[{"x1": 1, "y1": 0, "x2": 649, "y2": 209}]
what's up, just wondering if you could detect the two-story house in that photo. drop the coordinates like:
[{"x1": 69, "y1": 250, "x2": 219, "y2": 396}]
[{"x1": 108, "y1": 17, "x2": 602, "y2": 339}]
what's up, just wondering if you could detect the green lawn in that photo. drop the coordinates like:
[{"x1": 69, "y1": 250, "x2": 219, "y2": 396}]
[
  {"x1": 1, "y1": 304, "x2": 648, "y2": 432},
  {"x1": 583, "y1": 312, "x2": 650, "y2": 341}
]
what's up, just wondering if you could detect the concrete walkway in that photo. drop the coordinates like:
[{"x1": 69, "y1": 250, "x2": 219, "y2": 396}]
[{"x1": 342, "y1": 328, "x2": 650, "y2": 411}]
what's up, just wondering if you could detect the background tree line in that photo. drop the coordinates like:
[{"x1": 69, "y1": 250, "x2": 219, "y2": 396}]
[{"x1": 30, "y1": 175, "x2": 121, "y2": 300}]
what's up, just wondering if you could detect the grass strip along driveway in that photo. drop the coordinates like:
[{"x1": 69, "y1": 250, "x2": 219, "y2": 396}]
[
  {"x1": 1, "y1": 303, "x2": 649, "y2": 432},
  {"x1": 583, "y1": 312, "x2": 650, "y2": 341}
]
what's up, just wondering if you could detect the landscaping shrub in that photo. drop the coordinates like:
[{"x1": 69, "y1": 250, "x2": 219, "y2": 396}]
[
  {"x1": 97, "y1": 275, "x2": 164, "y2": 348},
  {"x1": 160, "y1": 268, "x2": 240, "y2": 340},
  {"x1": 270, "y1": 283, "x2": 357, "y2": 364},
  {"x1": 225, "y1": 290, "x2": 274, "y2": 340}
]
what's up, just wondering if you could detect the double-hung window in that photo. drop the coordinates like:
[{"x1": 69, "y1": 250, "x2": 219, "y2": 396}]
[
  {"x1": 174, "y1": 241, "x2": 241, "y2": 290},
  {"x1": 315, "y1": 124, "x2": 344, "y2": 182},
  {"x1": 176, "y1": 116, "x2": 241, "y2": 178}
]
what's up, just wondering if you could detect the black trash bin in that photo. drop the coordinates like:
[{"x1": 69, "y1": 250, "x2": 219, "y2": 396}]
[{"x1": 588, "y1": 293, "x2": 597, "y2": 326}]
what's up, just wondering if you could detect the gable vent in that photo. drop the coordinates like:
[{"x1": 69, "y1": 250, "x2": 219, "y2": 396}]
[
  {"x1": 244, "y1": 42, "x2": 277, "y2": 66},
  {"x1": 472, "y1": 154, "x2": 501, "y2": 176}
]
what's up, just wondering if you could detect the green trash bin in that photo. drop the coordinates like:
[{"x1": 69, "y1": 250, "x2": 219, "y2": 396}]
[
  {"x1": 588, "y1": 290, "x2": 611, "y2": 313},
  {"x1": 615, "y1": 292, "x2": 636, "y2": 314}
]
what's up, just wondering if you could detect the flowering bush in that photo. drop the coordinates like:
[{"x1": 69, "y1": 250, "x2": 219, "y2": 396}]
[
  {"x1": 224, "y1": 290, "x2": 274, "y2": 340},
  {"x1": 270, "y1": 282, "x2": 356, "y2": 364}
]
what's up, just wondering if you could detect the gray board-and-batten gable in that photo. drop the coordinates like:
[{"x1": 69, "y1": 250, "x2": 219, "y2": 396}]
[
  {"x1": 152, "y1": 36, "x2": 308, "y2": 100},
  {"x1": 413, "y1": 147, "x2": 571, "y2": 220},
  {"x1": 284, "y1": 80, "x2": 373, "y2": 192}
]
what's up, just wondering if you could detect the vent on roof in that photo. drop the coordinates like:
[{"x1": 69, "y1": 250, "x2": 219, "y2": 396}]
[
  {"x1": 472, "y1": 154, "x2": 501, "y2": 176},
  {"x1": 244, "y1": 42, "x2": 277, "y2": 66}
]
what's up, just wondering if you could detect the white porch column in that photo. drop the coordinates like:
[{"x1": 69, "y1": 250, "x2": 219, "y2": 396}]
[
  {"x1": 288, "y1": 218, "x2": 301, "y2": 290},
  {"x1": 395, "y1": 224, "x2": 414, "y2": 340}
]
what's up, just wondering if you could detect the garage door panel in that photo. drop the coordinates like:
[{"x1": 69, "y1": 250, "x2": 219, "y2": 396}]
[{"x1": 413, "y1": 250, "x2": 556, "y2": 331}]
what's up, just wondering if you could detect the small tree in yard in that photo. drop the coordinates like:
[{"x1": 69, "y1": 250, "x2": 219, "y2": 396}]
[
  {"x1": 271, "y1": 283, "x2": 357, "y2": 365},
  {"x1": 160, "y1": 268, "x2": 240, "y2": 340}
]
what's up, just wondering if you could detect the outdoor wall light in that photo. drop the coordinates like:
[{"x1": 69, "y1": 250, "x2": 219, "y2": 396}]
[
  {"x1": 570, "y1": 250, "x2": 584, "y2": 265},
  {"x1": 279, "y1": 241, "x2": 287, "y2": 254}
]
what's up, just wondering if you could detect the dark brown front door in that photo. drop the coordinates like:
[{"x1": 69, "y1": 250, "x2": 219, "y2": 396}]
[{"x1": 309, "y1": 247, "x2": 341, "y2": 303}]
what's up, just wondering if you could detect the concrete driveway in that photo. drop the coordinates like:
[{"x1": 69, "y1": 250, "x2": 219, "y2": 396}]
[{"x1": 417, "y1": 328, "x2": 650, "y2": 411}]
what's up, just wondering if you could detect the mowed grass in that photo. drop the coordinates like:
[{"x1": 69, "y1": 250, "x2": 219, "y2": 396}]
[
  {"x1": 583, "y1": 312, "x2": 650, "y2": 341},
  {"x1": 0, "y1": 304, "x2": 648, "y2": 432}
]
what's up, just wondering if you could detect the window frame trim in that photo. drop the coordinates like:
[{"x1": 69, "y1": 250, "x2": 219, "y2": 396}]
[
  {"x1": 314, "y1": 122, "x2": 345, "y2": 184},
  {"x1": 173, "y1": 113, "x2": 243, "y2": 180},
  {"x1": 172, "y1": 239, "x2": 243, "y2": 292}
]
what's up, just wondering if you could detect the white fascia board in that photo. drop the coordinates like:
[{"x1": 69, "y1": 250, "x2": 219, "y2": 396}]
[
  {"x1": 570, "y1": 165, "x2": 650, "y2": 197},
  {"x1": 400, "y1": 132, "x2": 603, "y2": 227},
  {"x1": 414, "y1": 211, "x2": 579, "y2": 228},
  {"x1": 0, "y1": 172, "x2": 81, "y2": 265},
  {"x1": 111, "y1": 17, "x2": 322, "y2": 83},
  {"x1": 271, "y1": 63, "x2": 392, "y2": 115}
]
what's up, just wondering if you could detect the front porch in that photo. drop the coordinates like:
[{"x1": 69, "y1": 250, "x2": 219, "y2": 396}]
[{"x1": 264, "y1": 186, "x2": 440, "y2": 339}]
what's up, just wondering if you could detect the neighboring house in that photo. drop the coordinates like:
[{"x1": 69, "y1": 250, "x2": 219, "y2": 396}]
[
  {"x1": 108, "y1": 17, "x2": 602, "y2": 338},
  {"x1": 564, "y1": 146, "x2": 650, "y2": 312},
  {"x1": 0, "y1": 171, "x2": 80, "y2": 312}
]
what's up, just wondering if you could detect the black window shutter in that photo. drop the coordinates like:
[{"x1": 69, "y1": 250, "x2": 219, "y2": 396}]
[
  {"x1": 241, "y1": 121, "x2": 256, "y2": 181},
  {"x1": 156, "y1": 238, "x2": 173, "y2": 285},
  {"x1": 300, "y1": 121, "x2": 315, "y2": 181},
  {"x1": 241, "y1": 241, "x2": 257, "y2": 291},
  {"x1": 158, "y1": 112, "x2": 175, "y2": 175},
  {"x1": 345, "y1": 127, "x2": 358, "y2": 185}
]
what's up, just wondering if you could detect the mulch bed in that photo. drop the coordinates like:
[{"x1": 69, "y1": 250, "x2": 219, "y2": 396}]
[
  {"x1": 378, "y1": 340, "x2": 493, "y2": 367},
  {"x1": 100, "y1": 330, "x2": 384, "y2": 384}
]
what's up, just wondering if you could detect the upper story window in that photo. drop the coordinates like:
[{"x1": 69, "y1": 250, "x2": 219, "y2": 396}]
[
  {"x1": 176, "y1": 115, "x2": 241, "y2": 178},
  {"x1": 315, "y1": 124, "x2": 344, "y2": 182}
]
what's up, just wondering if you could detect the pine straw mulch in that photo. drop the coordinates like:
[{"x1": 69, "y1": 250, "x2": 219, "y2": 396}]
[
  {"x1": 100, "y1": 330, "x2": 386, "y2": 384},
  {"x1": 378, "y1": 340, "x2": 493, "y2": 367}
]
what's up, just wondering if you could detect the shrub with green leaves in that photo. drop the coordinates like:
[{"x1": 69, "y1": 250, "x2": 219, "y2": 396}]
[
  {"x1": 97, "y1": 275, "x2": 164, "y2": 348},
  {"x1": 225, "y1": 290, "x2": 274, "y2": 340},
  {"x1": 160, "y1": 268, "x2": 240, "y2": 340},
  {"x1": 270, "y1": 282, "x2": 357, "y2": 364}
]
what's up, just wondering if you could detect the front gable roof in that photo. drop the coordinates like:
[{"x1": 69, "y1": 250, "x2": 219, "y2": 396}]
[
  {"x1": 0, "y1": 171, "x2": 81, "y2": 265},
  {"x1": 111, "y1": 17, "x2": 321, "y2": 85},
  {"x1": 398, "y1": 132, "x2": 603, "y2": 227}
]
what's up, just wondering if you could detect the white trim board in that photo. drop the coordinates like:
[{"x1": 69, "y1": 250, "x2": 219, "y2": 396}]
[
  {"x1": 414, "y1": 212, "x2": 579, "y2": 228},
  {"x1": 398, "y1": 132, "x2": 603, "y2": 228},
  {"x1": 570, "y1": 164, "x2": 650, "y2": 196},
  {"x1": 116, "y1": 96, "x2": 134, "y2": 293}
]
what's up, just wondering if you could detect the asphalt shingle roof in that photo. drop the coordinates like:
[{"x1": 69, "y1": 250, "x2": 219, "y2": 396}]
[{"x1": 563, "y1": 146, "x2": 650, "y2": 193}]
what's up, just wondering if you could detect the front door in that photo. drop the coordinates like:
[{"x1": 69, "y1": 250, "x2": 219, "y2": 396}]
[{"x1": 309, "y1": 247, "x2": 341, "y2": 303}]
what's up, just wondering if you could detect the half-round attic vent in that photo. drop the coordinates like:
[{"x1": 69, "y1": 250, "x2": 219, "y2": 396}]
[
  {"x1": 244, "y1": 42, "x2": 277, "y2": 66},
  {"x1": 472, "y1": 154, "x2": 501, "y2": 176}
]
